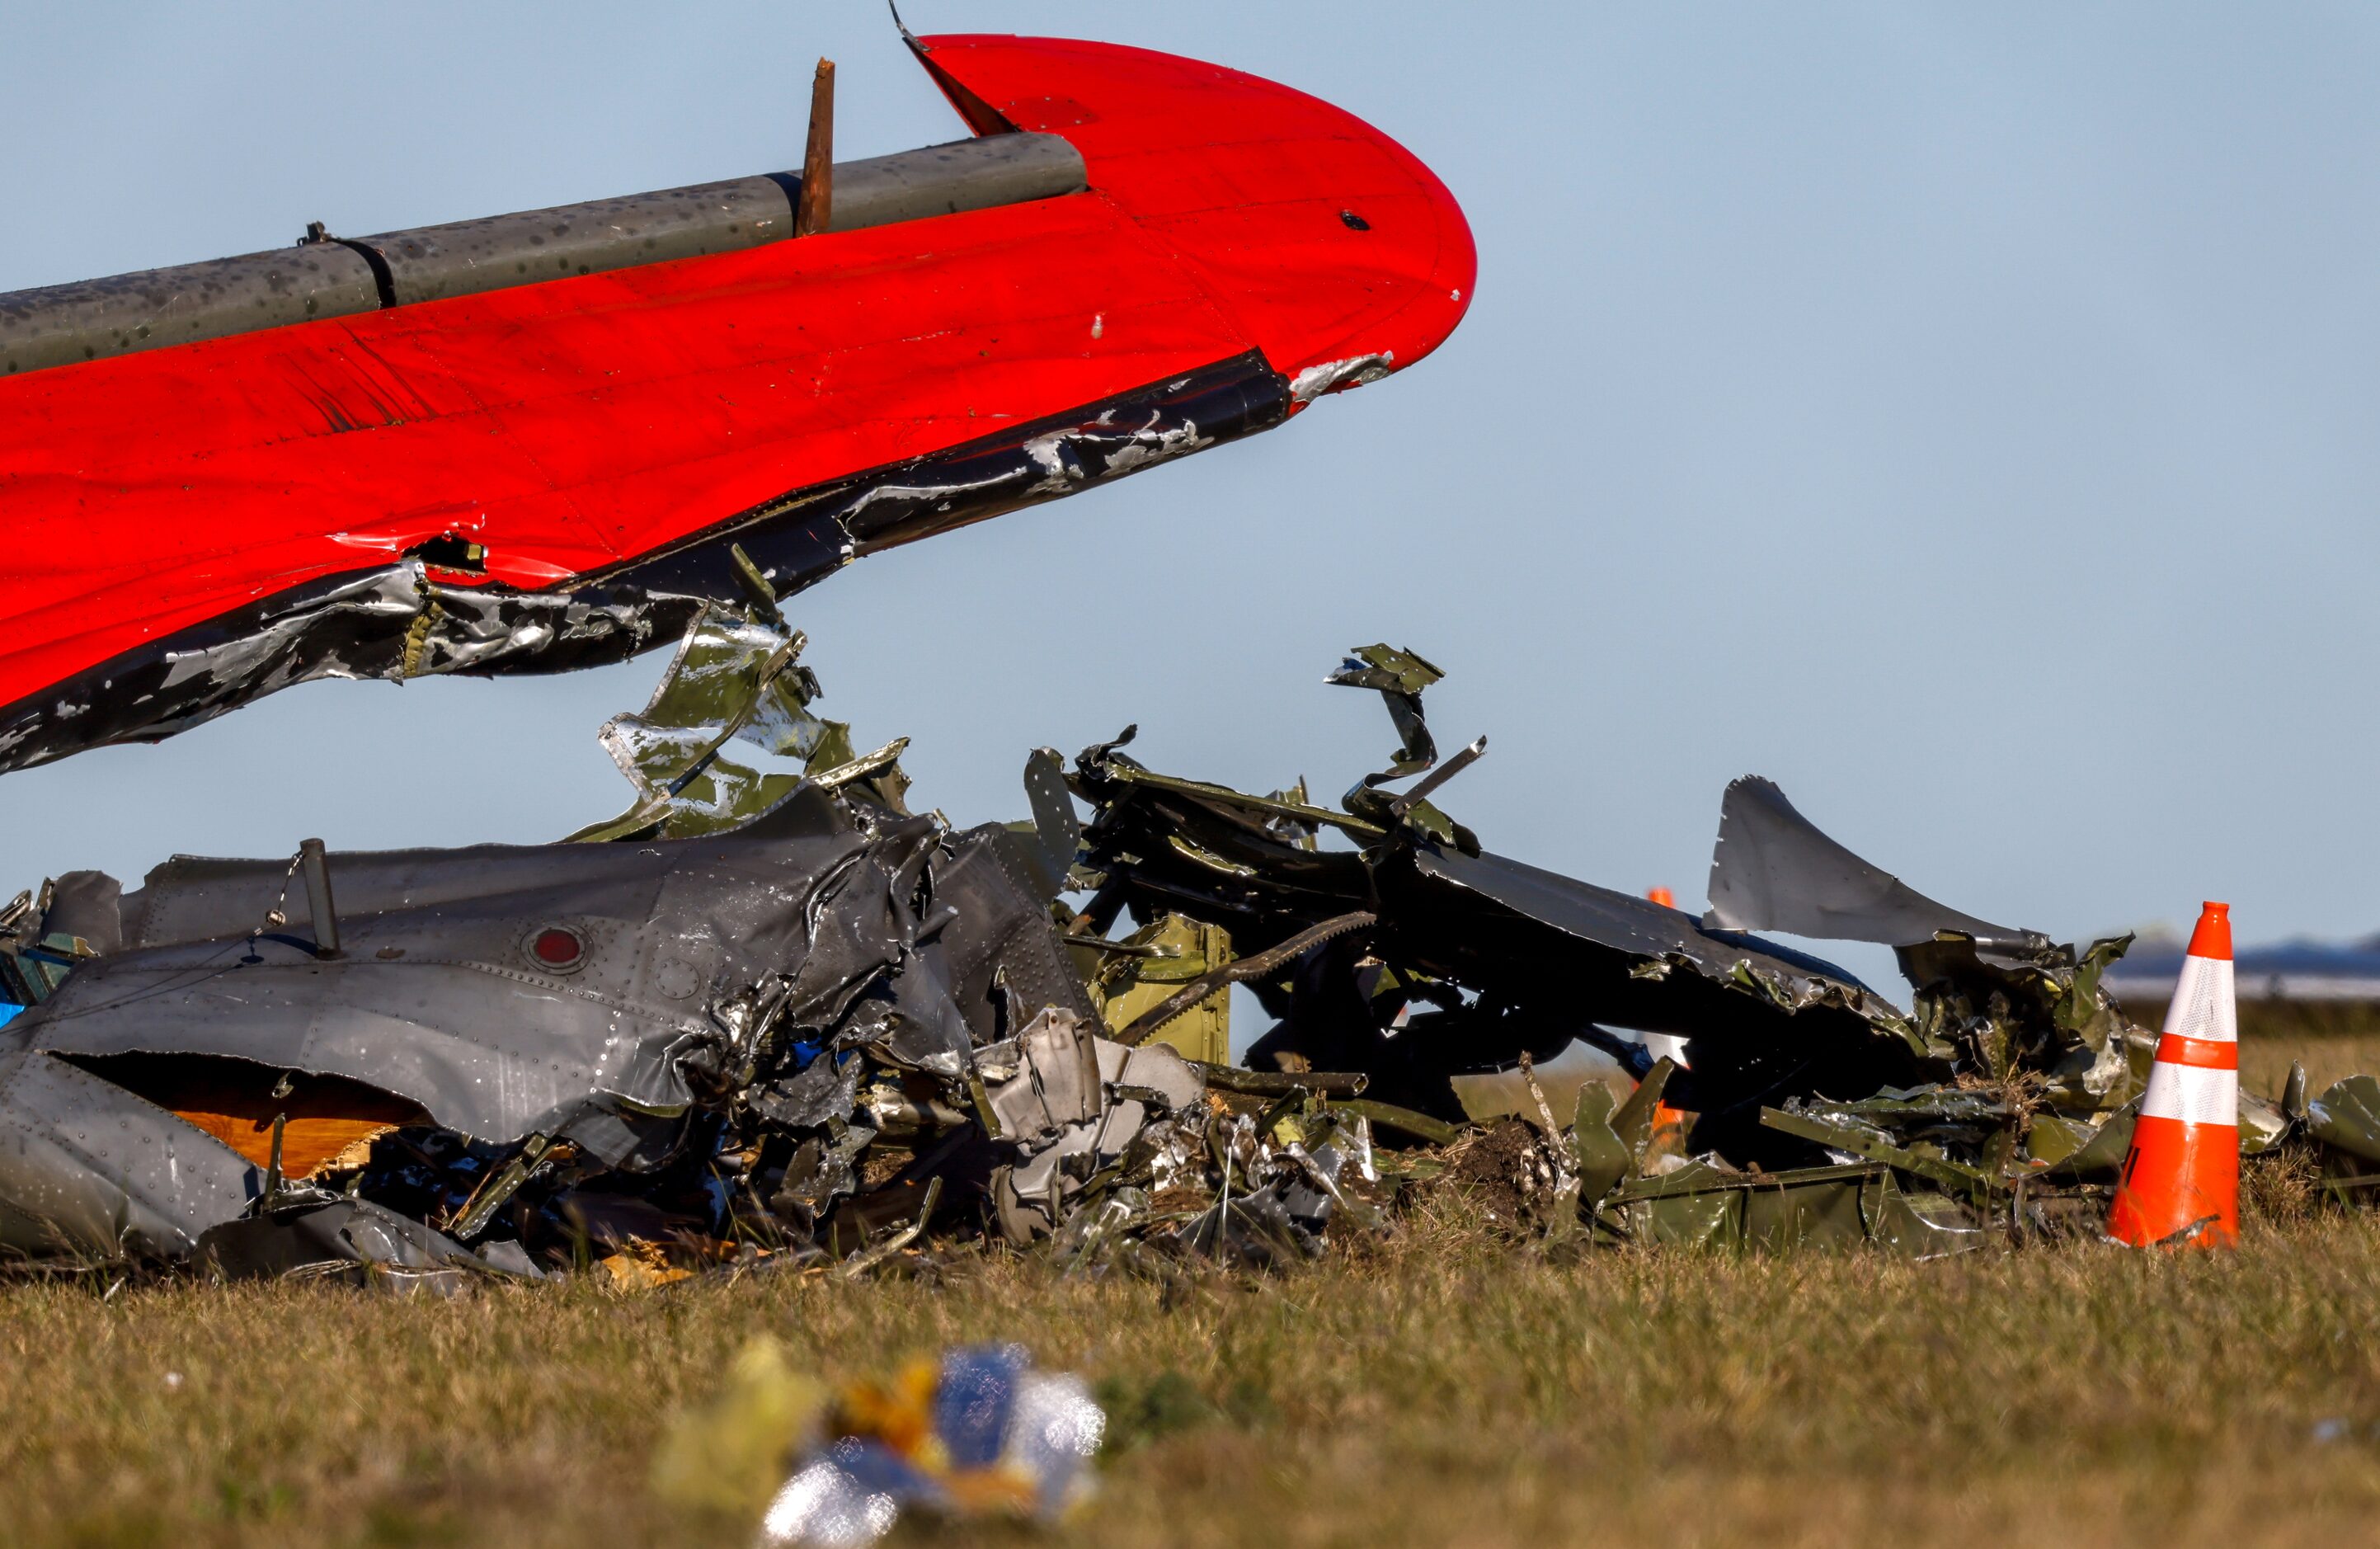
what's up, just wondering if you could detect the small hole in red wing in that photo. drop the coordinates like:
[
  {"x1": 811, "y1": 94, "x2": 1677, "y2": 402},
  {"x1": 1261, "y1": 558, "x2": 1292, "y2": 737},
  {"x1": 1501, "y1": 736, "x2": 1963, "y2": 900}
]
[
  {"x1": 532, "y1": 928, "x2": 582, "y2": 968},
  {"x1": 405, "y1": 533, "x2": 487, "y2": 573}
]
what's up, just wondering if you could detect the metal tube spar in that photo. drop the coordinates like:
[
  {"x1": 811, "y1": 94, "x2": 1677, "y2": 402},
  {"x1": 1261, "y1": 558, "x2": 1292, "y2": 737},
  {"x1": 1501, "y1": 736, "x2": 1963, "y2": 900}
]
[{"x1": 298, "y1": 837, "x2": 341, "y2": 959}]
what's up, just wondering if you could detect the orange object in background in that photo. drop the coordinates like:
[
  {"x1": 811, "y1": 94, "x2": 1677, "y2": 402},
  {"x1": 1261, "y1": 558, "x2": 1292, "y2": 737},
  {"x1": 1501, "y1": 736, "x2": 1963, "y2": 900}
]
[
  {"x1": 1639, "y1": 883, "x2": 1692, "y2": 1141},
  {"x1": 2108, "y1": 902, "x2": 2239, "y2": 1248}
]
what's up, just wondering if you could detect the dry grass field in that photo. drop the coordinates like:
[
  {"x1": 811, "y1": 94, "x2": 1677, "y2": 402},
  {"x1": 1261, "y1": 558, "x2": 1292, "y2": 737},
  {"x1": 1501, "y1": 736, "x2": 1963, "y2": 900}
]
[
  {"x1": 7, "y1": 1006, "x2": 2380, "y2": 1549},
  {"x1": 2218, "y1": 1002, "x2": 2380, "y2": 1099}
]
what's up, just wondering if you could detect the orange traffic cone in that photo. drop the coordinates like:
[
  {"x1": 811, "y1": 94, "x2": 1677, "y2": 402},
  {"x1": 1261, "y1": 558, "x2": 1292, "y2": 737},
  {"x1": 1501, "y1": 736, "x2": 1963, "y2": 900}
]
[{"x1": 2108, "y1": 902, "x2": 2238, "y2": 1248}]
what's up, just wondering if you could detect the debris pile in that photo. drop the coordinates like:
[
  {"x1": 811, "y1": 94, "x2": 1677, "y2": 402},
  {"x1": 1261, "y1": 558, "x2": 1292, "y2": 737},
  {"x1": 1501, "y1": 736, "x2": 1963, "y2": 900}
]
[{"x1": 3, "y1": 596, "x2": 2379, "y2": 1278}]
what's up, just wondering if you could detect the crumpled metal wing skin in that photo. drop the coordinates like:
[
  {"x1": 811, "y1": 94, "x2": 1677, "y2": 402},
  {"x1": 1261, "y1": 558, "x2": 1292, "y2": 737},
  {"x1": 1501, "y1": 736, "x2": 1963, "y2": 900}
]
[
  {"x1": 0, "y1": 1048, "x2": 256, "y2": 1261},
  {"x1": 1412, "y1": 845, "x2": 1879, "y2": 1003},
  {"x1": 16, "y1": 826, "x2": 905, "y2": 1154},
  {"x1": 1395, "y1": 845, "x2": 1939, "y2": 1157},
  {"x1": 1068, "y1": 736, "x2": 1938, "y2": 1152},
  {"x1": 2306, "y1": 1075, "x2": 2380, "y2": 1166},
  {"x1": 1703, "y1": 775, "x2": 2024, "y2": 948},
  {"x1": 0, "y1": 34, "x2": 1475, "y2": 772},
  {"x1": 0, "y1": 807, "x2": 1086, "y2": 1255}
]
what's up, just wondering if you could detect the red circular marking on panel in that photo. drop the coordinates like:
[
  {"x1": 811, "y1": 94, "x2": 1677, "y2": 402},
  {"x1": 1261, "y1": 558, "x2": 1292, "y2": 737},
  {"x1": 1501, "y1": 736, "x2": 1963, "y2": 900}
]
[{"x1": 532, "y1": 928, "x2": 582, "y2": 967}]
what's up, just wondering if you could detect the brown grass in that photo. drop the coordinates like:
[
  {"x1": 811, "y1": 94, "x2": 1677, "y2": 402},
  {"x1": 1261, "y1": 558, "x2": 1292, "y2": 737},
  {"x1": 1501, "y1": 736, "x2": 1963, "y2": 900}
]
[
  {"x1": 7, "y1": 1017, "x2": 2380, "y2": 1548},
  {"x1": 7, "y1": 1212, "x2": 2380, "y2": 1547}
]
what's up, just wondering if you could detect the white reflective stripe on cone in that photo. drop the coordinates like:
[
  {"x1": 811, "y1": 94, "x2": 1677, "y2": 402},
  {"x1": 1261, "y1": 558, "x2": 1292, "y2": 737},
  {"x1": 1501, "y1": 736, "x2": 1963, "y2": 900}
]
[
  {"x1": 2140, "y1": 1059, "x2": 2240, "y2": 1127},
  {"x1": 2163, "y1": 956, "x2": 2237, "y2": 1043}
]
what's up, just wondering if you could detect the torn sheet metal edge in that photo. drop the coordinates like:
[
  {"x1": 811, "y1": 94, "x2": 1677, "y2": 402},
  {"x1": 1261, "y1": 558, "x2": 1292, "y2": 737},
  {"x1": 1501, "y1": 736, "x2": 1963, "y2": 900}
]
[
  {"x1": 1598, "y1": 1159, "x2": 1991, "y2": 1257},
  {"x1": 2307, "y1": 1074, "x2": 2380, "y2": 1166},
  {"x1": 11, "y1": 820, "x2": 934, "y2": 1152},
  {"x1": 1090, "y1": 760, "x2": 1386, "y2": 840},
  {"x1": 0, "y1": 1048, "x2": 257, "y2": 1263},
  {"x1": 1408, "y1": 845, "x2": 1909, "y2": 1031},
  {"x1": 0, "y1": 351, "x2": 1289, "y2": 774},
  {"x1": 1703, "y1": 775, "x2": 2038, "y2": 952},
  {"x1": 193, "y1": 1196, "x2": 538, "y2": 1290},
  {"x1": 1288, "y1": 352, "x2": 1394, "y2": 403}
]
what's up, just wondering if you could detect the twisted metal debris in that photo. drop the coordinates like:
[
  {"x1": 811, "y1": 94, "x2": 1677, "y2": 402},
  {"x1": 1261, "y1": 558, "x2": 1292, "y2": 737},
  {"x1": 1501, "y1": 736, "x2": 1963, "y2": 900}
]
[{"x1": 2, "y1": 604, "x2": 2376, "y2": 1283}]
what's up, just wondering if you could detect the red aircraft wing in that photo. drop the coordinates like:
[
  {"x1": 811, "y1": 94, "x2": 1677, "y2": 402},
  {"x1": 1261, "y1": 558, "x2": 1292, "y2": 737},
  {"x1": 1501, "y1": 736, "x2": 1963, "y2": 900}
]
[{"x1": 0, "y1": 33, "x2": 1473, "y2": 771}]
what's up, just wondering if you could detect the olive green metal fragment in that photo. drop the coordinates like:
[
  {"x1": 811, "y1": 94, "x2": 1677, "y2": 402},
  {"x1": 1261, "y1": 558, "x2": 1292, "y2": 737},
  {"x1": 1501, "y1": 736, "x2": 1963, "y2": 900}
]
[
  {"x1": 2306, "y1": 1075, "x2": 2380, "y2": 1165},
  {"x1": 837, "y1": 1176, "x2": 942, "y2": 1280},
  {"x1": 1326, "y1": 643, "x2": 1444, "y2": 699},
  {"x1": 1189, "y1": 1065, "x2": 1368, "y2": 1099},
  {"x1": 2022, "y1": 1113, "x2": 2098, "y2": 1169},
  {"x1": 810, "y1": 737, "x2": 910, "y2": 792},
  {"x1": 1607, "y1": 1057, "x2": 1678, "y2": 1163},
  {"x1": 727, "y1": 542, "x2": 783, "y2": 623},
  {"x1": 1332, "y1": 1099, "x2": 1461, "y2": 1148},
  {"x1": 2238, "y1": 1089, "x2": 2292, "y2": 1156},
  {"x1": 1829, "y1": 1087, "x2": 2011, "y2": 1124},
  {"x1": 1569, "y1": 1081, "x2": 1633, "y2": 1206},
  {"x1": 2039, "y1": 1099, "x2": 2135, "y2": 1180},
  {"x1": 566, "y1": 601, "x2": 912, "y2": 841},
  {"x1": 1113, "y1": 911, "x2": 1376, "y2": 1049},
  {"x1": 1620, "y1": 1185, "x2": 1743, "y2": 1248},
  {"x1": 1094, "y1": 914, "x2": 1233, "y2": 1062},
  {"x1": 1164, "y1": 834, "x2": 1257, "y2": 878},
  {"x1": 1900, "y1": 932, "x2": 2138, "y2": 1112},
  {"x1": 1597, "y1": 1156, "x2": 1985, "y2": 1256},
  {"x1": 1740, "y1": 1169, "x2": 1869, "y2": 1250},
  {"x1": 446, "y1": 1132, "x2": 553, "y2": 1243},
  {"x1": 1759, "y1": 1105, "x2": 1994, "y2": 1203},
  {"x1": 1865, "y1": 1176, "x2": 1987, "y2": 1257},
  {"x1": 1326, "y1": 643, "x2": 1442, "y2": 779}
]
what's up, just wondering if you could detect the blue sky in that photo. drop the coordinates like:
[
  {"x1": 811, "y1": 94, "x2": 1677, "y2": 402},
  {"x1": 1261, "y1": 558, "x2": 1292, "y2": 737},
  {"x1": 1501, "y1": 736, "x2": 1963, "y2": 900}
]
[{"x1": 7, "y1": 3, "x2": 2380, "y2": 987}]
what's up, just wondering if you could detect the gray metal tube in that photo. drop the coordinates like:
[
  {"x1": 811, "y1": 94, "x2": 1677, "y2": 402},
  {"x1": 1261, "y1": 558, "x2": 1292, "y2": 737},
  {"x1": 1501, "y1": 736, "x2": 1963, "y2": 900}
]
[
  {"x1": 361, "y1": 174, "x2": 800, "y2": 308},
  {"x1": 2, "y1": 245, "x2": 382, "y2": 378},
  {"x1": 826, "y1": 133, "x2": 1086, "y2": 232},
  {"x1": 298, "y1": 838, "x2": 341, "y2": 960},
  {"x1": 2, "y1": 133, "x2": 1088, "y2": 379}
]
